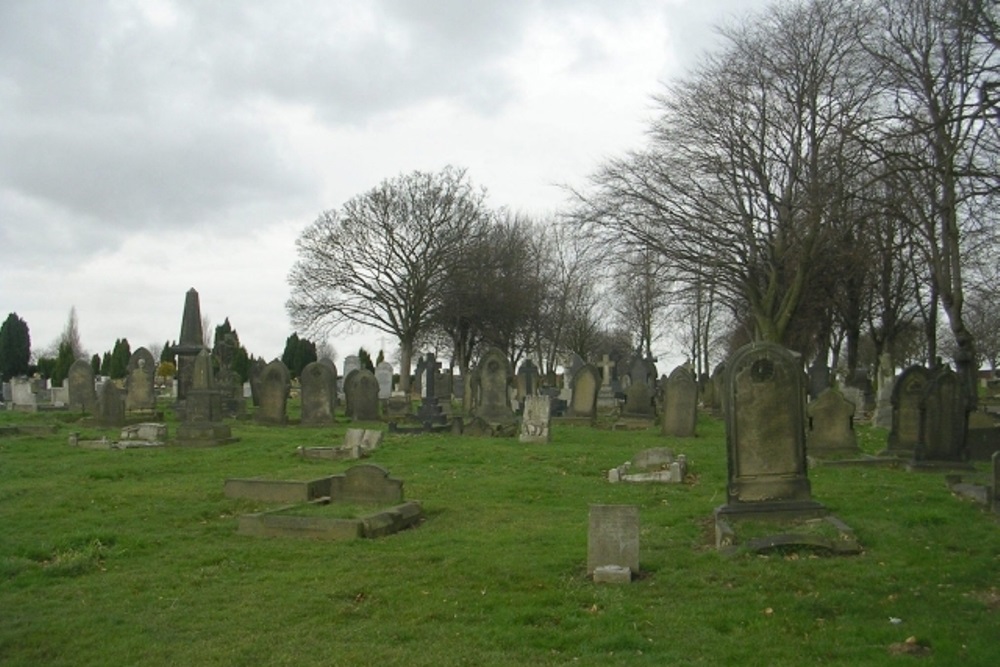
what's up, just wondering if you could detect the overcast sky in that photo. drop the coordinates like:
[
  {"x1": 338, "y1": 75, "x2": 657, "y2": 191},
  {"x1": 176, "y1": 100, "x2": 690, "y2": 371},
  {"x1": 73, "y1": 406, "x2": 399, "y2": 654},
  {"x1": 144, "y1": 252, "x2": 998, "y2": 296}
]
[{"x1": 1, "y1": 0, "x2": 771, "y2": 367}]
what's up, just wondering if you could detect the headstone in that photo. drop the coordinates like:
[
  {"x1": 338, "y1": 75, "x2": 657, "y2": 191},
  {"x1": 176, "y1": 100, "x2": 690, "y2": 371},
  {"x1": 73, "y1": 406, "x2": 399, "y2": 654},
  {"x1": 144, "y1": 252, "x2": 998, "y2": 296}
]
[
  {"x1": 807, "y1": 360, "x2": 831, "y2": 400},
  {"x1": 341, "y1": 355, "x2": 361, "y2": 392},
  {"x1": 661, "y1": 365, "x2": 698, "y2": 437},
  {"x1": 67, "y1": 359, "x2": 97, "y2": 413},
  {"x1": 10, "y1": 378, "x2": 37, "y2": 409},
  {"x1": 342, "y1": 369, "x2": 361, "y2": 416},
  {"x1": 255, "y1": 360, "x2": 290, "y2": 425},
  {"x1": 596, "y1": 354, "x2": 617, "y2": 410},
  {"x1": 248, "y1": 357, "x2": 267, "y2": 407},
  {"x1": 806, "y1": 388, "x2": 859, "y2": 457},
  {"x1": 173, "y1": 288, "x2": 205, "y2": 401},
  {"x1": 710, "y1": 362, "x2": 726, "y2": 416},
  {"x1": 718, "y1": 342, "x2": 822, "y2": 513},
  {"x1": 95, "y1": 380, "x2": 125, "y2": 427},
  {"x1": 300, "y1": 360, "x2": 337, "y2": 425},
  {"x1": 125, "y1": 347, "x2": 156, "y2": 412},
  {"x1": 884, "y1": 365, "x2": 930, "y2": 457},
  {"x1": 587, "y1": 504, "x2": 639, "y2": 578},
  {"x1": 375, "y1": 362, "x2": 393, "y2": 400},
  {"x1": 622, "y1": 356, "x2": 656, "y2": 418},
  {"x1": 519, "y1": 395, "x2": 552, "y2": 443},
  {"x1": 915, "y1": 366, "x2": 969, "y2": 464},
  {"x1": 176, "y1": 348, "x2": 233, "y2": 444},
  {"x1": 348, "y1": 369, "x2": 380, "y2": 421},
  {"x1": 473, "y1": 348, "x2": 515, "y2": 424},
  {"x1": 516, "y1": 360, "x2": 540, "y2": 401},
  {"x1": 568, "y1": 364, "x2": 600, "y2": 420}
]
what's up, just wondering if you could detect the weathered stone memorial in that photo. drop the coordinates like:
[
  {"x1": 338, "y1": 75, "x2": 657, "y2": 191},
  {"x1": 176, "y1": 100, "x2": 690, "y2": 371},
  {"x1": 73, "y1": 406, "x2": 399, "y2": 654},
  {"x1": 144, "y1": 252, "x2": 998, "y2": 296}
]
[
  {"x1": 67, "y1": 359, "x2": 97, "y2": 413},
  {"x1": 340, "y1": 354, "x2": 361, "y2": 393},
  {"x1": 175, "y1": 349, "x2": 234, "y2": 446},
  {"x1": 806, "y1": 388, "x2": 860, "y2": 458},
  {"x1": 473, "y1": 348, "x2": 515, "y2": 426},
  {"x1": 375, "y1": 361, "x2": 393, "y2": 400},
  {"x1": 587, "y1": 504, "x2": 639, "y2": 583},
  {"x1": 125, "y1": 347, "x2": 157, "y2": 413},
  {"x1": 622, "y1": 356, "x2": 656, "y2": 419},
  {"x1": 714, "y1": 342, "x2": 858, "y2": 554},
  {"x1": 566, "y1": 363, "x2": 600, "y2": 421},
  {"x1": 661, "y1": 364, "x2": 698, "y2": 437},
  {"x1": 299, "y1": 360, "x2": 337, "y2": 425},
  {"x1": 608, "y1": 447, "x2": 687, "y2": 484},
  {"x1": 95, "y1": 380, "x2": 125, "y2": 427},
  {"x1": 298, "y1": 428, "x2": 383, "y2": 461},
  {"x1": 229, "y1": 463, "x2": 423, "y2": 540},
  {"x1": 881, "y1": 365, "x2": 930, "y2": 458},
  {"x1": 255, "y1": 360, "x2": 290, "y2": 425},
  {"x1": 348, "y1": 369, "x2": 380, "y2": 421},
  {"x1": 173, "y1": 288, "x2": 205, "y2": 402},
  {"x1": 910, "y1": 366, "x2": 973, "y2": 470},
  {"x1": 519, "y1": 395, "x2": 552, "y2": 444}
]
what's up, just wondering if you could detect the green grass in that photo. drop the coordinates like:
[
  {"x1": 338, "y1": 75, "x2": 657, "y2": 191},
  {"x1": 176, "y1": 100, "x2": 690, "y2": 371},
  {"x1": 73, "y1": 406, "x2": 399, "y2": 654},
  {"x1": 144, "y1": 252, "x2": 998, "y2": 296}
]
[{"x1": 1, "y1": 405, "x2": 998, "y2": 666}]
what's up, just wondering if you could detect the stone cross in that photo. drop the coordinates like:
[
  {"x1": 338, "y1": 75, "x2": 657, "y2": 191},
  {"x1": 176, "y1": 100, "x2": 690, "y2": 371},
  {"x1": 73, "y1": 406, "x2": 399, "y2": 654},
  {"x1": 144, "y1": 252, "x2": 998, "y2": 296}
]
[{"x1": 598, "y1": 354, "x2": 614, "y2": 388}]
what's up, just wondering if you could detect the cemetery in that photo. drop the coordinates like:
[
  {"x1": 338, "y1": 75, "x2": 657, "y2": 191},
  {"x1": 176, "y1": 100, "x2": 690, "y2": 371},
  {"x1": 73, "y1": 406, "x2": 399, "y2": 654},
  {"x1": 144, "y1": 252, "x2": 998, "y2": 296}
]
[{"x1": 3, "y1": 342, "x2": 1000, "y2": 664}]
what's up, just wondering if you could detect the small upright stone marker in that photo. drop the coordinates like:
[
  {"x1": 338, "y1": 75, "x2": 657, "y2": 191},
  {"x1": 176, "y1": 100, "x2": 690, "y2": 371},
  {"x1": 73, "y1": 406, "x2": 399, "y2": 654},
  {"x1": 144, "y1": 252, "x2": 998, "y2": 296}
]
[
  {"x1": 587, "y1": 504, "x2": 639, "y2": 581},
  {"x1": 519, "y1": 395, "x2": 552, "y2": 443}
]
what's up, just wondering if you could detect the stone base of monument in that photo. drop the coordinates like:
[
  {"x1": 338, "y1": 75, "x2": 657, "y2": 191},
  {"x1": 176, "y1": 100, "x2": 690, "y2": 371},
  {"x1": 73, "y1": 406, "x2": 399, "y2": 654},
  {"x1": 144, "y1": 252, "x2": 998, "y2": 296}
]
[
  {"x1": 905, "y1": 458, "x2": 976, "y2": 473},
  {"x1": 173, "y1": 422, "x2": 237, "y2": 447},
  {"x1": 609, "y1": 450, "x2": 687, "y2": 484},
  {"x1": 592, "y1": 565, "x2": 632, "y2": 584},
  {"x1": 808, "y1": 453, "x2": 903, "y2": 468},
  {"x1": 714, "y1": 503, "x2": 860, "y2": 555},
  {"x1": 387, "y1": 415, "x2": 456, "y2": 434},
  {"x1": 298, "y1": 428, "x2": 384, "y2": 461},
  {"x1": 237, "y1": 500, "x2": 423, "y2": 540},
  {"x1": 228, "y1": 464, "x2": 422, "y2": 540}
]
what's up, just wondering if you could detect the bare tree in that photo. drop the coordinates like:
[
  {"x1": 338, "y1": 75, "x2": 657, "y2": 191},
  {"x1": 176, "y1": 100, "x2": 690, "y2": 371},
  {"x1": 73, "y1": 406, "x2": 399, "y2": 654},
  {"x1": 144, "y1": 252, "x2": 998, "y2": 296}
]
[
  {"x1": 866, "y1": 0, "x2": 1000, "y2": 401},
  {"x1": 609, "y1": 246, "x2": 670, "y2": 359},
  {"x1": 573, "y1": 0, "x2": 879, "y2": 347},
  {"x1": 287, "y1": 167, "x2": 488, "y2": 391}
]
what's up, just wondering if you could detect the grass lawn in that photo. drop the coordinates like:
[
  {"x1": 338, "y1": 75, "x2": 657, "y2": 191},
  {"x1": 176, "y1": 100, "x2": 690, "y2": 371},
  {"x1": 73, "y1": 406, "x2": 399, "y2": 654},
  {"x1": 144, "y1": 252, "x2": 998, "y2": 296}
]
[{"x1": 1, "y1": 404, "x2": 998, "y2": 666}]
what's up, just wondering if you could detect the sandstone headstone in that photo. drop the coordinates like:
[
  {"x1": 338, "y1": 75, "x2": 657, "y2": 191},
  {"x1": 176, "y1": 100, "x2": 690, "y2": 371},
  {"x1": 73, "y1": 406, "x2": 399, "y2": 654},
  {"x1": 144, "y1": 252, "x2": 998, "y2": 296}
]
[
  {"x1": 96, "y1": 380, "x2": 125, "y2": 427},
  {"x1": 519, "y1": 395, "x2": 552, "y2": 443},
  {"x1": 662, "y1": 365, "x2": 698, "y2": 437},
  {"x1": 125, "y1": 347, "x2": 156, "y2": 412},
  {"x1": 67, "y1": 359, "x2": 97, "y2": 413},
  {"x1": 375, "y1": 362, "x2": 393, "y2": 400},
  {"x1": 255, "y1": 360, "x2": 290, "y2": 425},
  {"x1": 587, "y1": 504, "x2": 639, "y2": 578},
  {"x1": 568, "y1": 364, "x2": 600, "y2": 420},
  {"x1": 348, "y1": 369, "x2": 380, "y2": 421},
  {"x1": 806, "y1": 388, "x2": 859, "y2": 457},
  {"x1": 719, "y1": 342, "x2": 821, "y2": 512},
  {"x1": 474, "y1": 348, "x2": 515, "y2": 424},
  {"x1": 884, "y1": 365, "x2": 930, "y2": 457},
  {"x1": 300, "y1": 360, "x2": 337, "y2": 425}
]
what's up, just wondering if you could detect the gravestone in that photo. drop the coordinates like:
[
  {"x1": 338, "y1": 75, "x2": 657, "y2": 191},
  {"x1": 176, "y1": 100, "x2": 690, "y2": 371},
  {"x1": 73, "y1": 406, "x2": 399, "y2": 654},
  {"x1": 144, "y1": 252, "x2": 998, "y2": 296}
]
[
  {"x1": 10, "y1": 378, "x2": 37, "y2": 410},
  {"x1": 255, "y1": 360, "x2": 290, "y2": 425},
  {"x1": 719, "y1": 342, "x2": 821, "y2": 512},
  {"x1": 807, "y1": 360, "x2": 831, "y2": 400},
  {"x1": 348, "y1": 369, "x2": 380, "y2": 421},
  {"x1": 125, "y1": 347, "x2": 156, "y2": 412},
  {"x1": 213, "y1": 333, "x2": 246, "y2": 418},
  {"x1": 473, "y1": 348, "x2": 515, "y2": 424},
  {"x1": 806, "y1": 388, "x2": 859, "y2": 457},
  {"x1": 342, "y1": 369, "x2": 361, "y2": 417},
  {"x1": 300, "y1": 360, "x2": 337, "y2": 425},
  {"x1": 568, "y1": 364, "x2": 600, "y2": 420},
  {"x1": 914, "y1": 366, "x2": 970, "y2": 465},
  {"x1": 173, "y1": 288, "x2": 205, "y2": 401},
  {"x1": 248, "y1": 357, "x2": 267, "y2": 407},
  {"x1": 67, "y1": 359, "x2": 97, "y2": 413},
  {"x1": 96, "y1": 380, "x2": 125, "y2": 427},
  {"x1": 516, "y1": 360, "x2": 540, "y2": 401},
  {"x1": 176, "y1": 348, "x2": 233, "y2": 444},
  {"x1": 435, "y1": 368, "x2": 453, "y2": 401},
  {"x1": 883, "y1": 365, "x2": 930, "y2": 457},
  {"x1": 596, "y1": 354, "x2": 618, "y2": 410},
  {"x1": 519, "y1": 395, "x2": 552, "y2": 443},
  {"x1": 622, "y1": 356, "x2": 656, "y2": 418},
  {"x1": 375, "y1": 362, "x2": 393, "y2": 400},
  {"x1": 966, "y1": 410, "x2": 1000, "y2": 461},
  {"x1": 661, "y1": 365, "x2": 698, "y2": 437},
  {"x1": 341, "y1": 355, "x2": 361, "y2": 392},
  {"x1": 414, "y1": 353, "x2": 447, "y2": 425},
  {"x1": 587, "y1": 504, "x2": 639, "y2": 579},
  {"x1": 710, "y1": 362, "x2": 726, "y2": 416}
]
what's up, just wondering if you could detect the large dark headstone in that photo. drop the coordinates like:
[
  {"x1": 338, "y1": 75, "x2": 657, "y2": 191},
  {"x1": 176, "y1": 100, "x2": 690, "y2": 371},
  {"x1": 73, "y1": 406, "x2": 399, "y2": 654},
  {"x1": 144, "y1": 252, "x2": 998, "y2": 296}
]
[
  {"x1": 884, "y1": 365, "x2": 930, "y2": 457},
  {"x1": 255, "y1": 360, "x2": 290, "y2": 425},
  {"x1": 348, "y1": 370, "x2": 380, "y2": 421},
  {"x1": 67, "y1": 359, "x2": 97, "y2": 413},
  {"x1": 474, "y1": 348, "x2": 514, "y2": 424},
  {"x1": 915, "y1": 366, "x2": 970, "y2": 465},
  {"x1": 718, "y1": 342, "x2": 822, "y2": 516},
  {"x1": 300, "y1": 361, "x2": 337, "y2": 425},
  {"x1": 661, "y1": 365, "x2": 697, "y2": 436}
]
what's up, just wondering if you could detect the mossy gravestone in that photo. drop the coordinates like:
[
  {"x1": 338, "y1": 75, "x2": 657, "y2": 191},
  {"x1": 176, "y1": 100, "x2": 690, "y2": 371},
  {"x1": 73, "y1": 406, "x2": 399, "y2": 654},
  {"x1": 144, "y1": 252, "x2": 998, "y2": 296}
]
[
  {"x1": 883, "y1": 365, "x2": 929, "y2": 457},
  {"x1": 806, "y1": 388, "x2": 859, "y2": 458},
  {"x1": 300, "y1": 360, "x2": 336, "y2": 425},
  {"x1": 67, "y1": 359, "x2": 97, "y2": 413},
  {"x1": 256, "y1": 360, "x2": 290, "y2": 425},
  {"x1": 349, "y1": 370, "x2": 380, "y2": 421},
  {"x1": 474, "y1": 347, "x2": 514, "y2": 424},
  {"x1": 913, "y1": 366, "x2": 972, "y2": 468},
  {"x1": 662, "y1": 364, "x2": 697, "y2": 437},
  {"x1": 587, "y1": 504, "x2": 639, "y2": 581}
]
